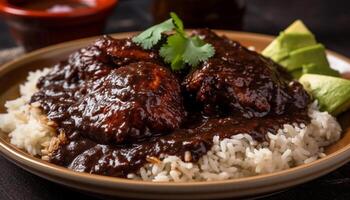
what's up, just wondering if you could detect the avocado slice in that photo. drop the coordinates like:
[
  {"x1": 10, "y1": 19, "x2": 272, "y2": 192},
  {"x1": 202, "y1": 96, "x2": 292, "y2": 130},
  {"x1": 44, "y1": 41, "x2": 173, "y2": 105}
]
[
  {"x1": 279, "y1": 44, "x2": 339, "y2": 77},
  {"x1": 299, "y1": 74, "x2": 350, "y2": 115},
  {"x1": 302, "y1": 63, "x2": 340, "y2": 77},
  {"x1": 262, "y1": 20, "x2": 316, "y2": 62},
  {"x1": 284, "y1": 20, "x2": 312, "y2": 34},
  {"x1": 262, "y1": 20, "x2": 340, "y2": 79},
  {"x1": 262, "y1": 38, "x2": 287, "y2": 62},
  {"x1": 290, "y1": 69, "x2": 303, "y2": 79},
  {"x1": 262, "y1": 32, "x2": 316, "y2": 62},
  {"x1": 279, "y1": 33, "x2": 316, "y2": 54}
]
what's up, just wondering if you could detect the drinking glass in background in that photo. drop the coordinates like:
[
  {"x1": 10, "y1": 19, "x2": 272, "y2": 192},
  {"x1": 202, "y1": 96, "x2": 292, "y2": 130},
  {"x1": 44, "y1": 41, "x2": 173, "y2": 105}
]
[{"x1": 152, "y1": 0, "x2": 246, "y2": 30}]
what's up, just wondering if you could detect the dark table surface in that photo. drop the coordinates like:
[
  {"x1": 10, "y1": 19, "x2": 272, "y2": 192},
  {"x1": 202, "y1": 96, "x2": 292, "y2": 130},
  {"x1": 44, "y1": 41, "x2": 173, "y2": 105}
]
[{"x1": 1, "y1": 0, "x2": 350, "y2": 199}]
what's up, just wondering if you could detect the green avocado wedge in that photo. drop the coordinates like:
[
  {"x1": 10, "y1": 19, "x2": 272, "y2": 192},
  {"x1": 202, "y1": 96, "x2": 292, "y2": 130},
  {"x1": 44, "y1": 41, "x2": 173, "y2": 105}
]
[
  {"x1": 299, "y1": 74, "x2": 350, "y2": 115},
  {"x1": 280, "y1": 44, "x2": 340, "y2": 76},
  {"x1": 290, "y1": 69, "x2": 303, "y2": 79},
  {"x1": 284, "y1": 20, "x2": 312, "y2": 34},
  {"x1": 262, "y1": 20, "x2": 316, "y2": 62},
  {"x1": 262, "y1": 20, "x2": 340, "y2": 79},
  {"x1": 262, "y1": 32, "x2": 316, "y2": 62}
]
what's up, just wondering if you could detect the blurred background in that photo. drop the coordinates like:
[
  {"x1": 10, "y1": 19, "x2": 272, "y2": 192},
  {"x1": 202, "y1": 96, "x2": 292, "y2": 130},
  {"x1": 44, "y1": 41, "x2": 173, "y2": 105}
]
[{"x1": 0, "y1": 0, "x2": 349, "y2": 55}]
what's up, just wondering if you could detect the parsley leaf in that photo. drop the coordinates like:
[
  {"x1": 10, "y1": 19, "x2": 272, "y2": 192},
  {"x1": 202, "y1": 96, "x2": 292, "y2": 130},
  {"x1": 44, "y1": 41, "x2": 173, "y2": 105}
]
[
  {"x1": 132, "y1": 18, "x2": 174, "y2": 49},
  {"x1": 133, "y1": 12, "x2": 216, "y2": 70}
]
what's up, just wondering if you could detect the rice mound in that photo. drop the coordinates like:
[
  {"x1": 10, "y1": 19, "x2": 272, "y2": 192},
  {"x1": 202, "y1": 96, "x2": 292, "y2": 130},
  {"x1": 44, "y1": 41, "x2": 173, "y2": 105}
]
[
  {"x1": 0, "y1": 69, "x2": 57, "y2": 157},
  {"x1": 0, "y1": 69, "x2": 342, "y2": 182}
]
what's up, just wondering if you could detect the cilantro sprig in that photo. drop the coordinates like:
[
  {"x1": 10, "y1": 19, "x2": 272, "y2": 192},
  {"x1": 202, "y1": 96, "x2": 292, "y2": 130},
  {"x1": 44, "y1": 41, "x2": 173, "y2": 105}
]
[
  {"x1": 132, "y1": 18, "x2": 174, "y2": 50},
  {"x1": 132, "y1": 12, "x2": 215, "y2": 71}
]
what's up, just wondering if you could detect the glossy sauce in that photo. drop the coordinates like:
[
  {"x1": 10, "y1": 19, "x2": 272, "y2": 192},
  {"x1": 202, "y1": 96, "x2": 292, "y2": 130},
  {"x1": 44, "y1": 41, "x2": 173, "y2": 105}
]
[{"x1": 31, "y1": 30, "x2": 310, "y2": 177}]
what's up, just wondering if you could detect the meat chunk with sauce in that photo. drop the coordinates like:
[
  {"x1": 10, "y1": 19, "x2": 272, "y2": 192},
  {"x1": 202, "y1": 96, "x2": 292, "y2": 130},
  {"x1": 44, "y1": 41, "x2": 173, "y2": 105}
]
[
  {"x1": 76, "y1": 62, "x2": 186, "y2": 143},
  {"x1": 183, "y1": 29, "x2": 310, "y2": 117},
  {"x1": 95, "y1": 35, "x2": 162, "y2": 67},
  {"x1": 32, "y1": 37, "x2": 185, "y2": 144},
  {"x1": 33, "y1": 31, "x2": 312, "y2": 178}
]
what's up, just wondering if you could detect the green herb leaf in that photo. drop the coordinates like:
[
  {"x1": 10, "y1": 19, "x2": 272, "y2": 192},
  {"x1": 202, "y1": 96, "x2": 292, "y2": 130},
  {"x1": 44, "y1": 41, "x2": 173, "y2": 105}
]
[
  {"x1": 183, "y1": 36, "x2": 215, "y2": 67},
  {"x1": 133, "y1": 12, "x2": 216, "y2": 71},
  {"x1": 159, "y1": 34, "x2": 187, "y2": 70},
  {"x1": 160, "y1": 35, "x2": 215, "y2": 70},
  {"x1": 170, "y1": 12, "x2": 185, "y2": 35},
  {"x1": 132, "y1": 19, "x2": 174, "y2": 49}
]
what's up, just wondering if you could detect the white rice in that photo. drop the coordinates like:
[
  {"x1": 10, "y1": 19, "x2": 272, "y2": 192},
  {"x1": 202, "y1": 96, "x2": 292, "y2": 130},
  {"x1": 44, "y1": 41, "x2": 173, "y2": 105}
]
[
  {"x1": 0, "y1": 69, "x2": 56, "y2": 156},
  {"x1": 0, "y1": 69, "x2": 342, "y2": 182}
]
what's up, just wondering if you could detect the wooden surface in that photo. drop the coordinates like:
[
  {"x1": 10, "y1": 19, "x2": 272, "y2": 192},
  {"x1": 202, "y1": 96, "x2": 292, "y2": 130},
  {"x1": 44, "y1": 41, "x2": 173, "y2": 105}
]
[{"x1": 0, "y1": 0, "x2": 350, "y2": 199}]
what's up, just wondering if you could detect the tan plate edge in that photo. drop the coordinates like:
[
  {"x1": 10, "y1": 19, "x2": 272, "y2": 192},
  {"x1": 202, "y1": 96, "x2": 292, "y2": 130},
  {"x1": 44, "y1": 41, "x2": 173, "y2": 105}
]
[{"x1": 0, "y1": 31, "x2": 350, "y2": 198}]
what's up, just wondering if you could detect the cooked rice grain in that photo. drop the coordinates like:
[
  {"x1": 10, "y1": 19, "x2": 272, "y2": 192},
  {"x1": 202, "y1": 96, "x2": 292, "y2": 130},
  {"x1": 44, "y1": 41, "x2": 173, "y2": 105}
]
[
  {"x1": 128, "y1": 102, "x2": 341, "y2": 182},
  {"x1": 0, "y1": 69, "x2": 56, "y2": 156},
  {"x1": 0, "y1": 69, "x2": 342, "y2": 182}
]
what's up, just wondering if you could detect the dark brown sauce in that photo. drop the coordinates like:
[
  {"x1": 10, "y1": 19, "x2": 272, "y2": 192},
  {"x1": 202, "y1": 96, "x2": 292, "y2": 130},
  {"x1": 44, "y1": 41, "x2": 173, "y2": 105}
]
[
  {"x1": 31, "y1": 30, "x2": 310, "y2": 177},
  {"x1": 49, "y1": 114, "x2": 308, "y2": 177}
]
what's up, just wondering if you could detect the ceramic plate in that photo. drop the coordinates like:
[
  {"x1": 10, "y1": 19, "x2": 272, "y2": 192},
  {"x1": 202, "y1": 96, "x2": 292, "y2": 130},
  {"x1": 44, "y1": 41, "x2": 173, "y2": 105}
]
[{"x1": 0, "y1": 31, "x2": 350, "y2": 200}]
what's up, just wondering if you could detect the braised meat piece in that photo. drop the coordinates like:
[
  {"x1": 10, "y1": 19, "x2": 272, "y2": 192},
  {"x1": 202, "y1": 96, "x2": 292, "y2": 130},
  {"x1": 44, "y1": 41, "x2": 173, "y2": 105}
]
[
  {"x1": 95, "y1": 35, "x2": 162, "y2": 67},
  {"x1": 32, "y1": 37, "x2": 185, "y2": 144},
  {"x1": 62, "y1": 36, "x2": 162, "y2": 81},
  {"x1": 33, "y1": 31, "x2": 311, "y2": 177},
  {"x1": 183, "y1": 29, "x2": 309, "y2": 117},
  {"x1": 76, "y1": 62, "x2": 185, "y2": 143}
]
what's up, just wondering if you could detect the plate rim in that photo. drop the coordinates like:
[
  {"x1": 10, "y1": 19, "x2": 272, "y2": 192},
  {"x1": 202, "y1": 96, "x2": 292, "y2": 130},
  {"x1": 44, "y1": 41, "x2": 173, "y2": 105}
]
[{"x1": 0, "y1": 30, "x2": 350, "y2": 190}]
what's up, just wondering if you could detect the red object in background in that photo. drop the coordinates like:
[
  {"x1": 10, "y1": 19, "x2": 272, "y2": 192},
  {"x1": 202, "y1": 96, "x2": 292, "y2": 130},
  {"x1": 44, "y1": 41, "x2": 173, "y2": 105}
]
[
  {"x1": 152, "y1": 0, "x2": 246, "y2": 30},
  {"x1": 0, "y1": 0, "x2": 118, "y2": 51},
  {"x1": 342, "y1": 72, "x2": 350, "y2": 80}
]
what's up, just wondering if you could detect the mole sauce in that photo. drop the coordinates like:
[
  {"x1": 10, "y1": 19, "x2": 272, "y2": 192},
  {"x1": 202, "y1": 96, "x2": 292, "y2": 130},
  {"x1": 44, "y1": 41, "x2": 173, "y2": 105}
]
[{"x1": 31, "y1": 30, "x2": 310, "y2": 177}]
